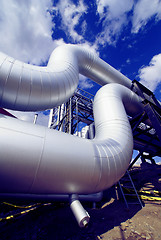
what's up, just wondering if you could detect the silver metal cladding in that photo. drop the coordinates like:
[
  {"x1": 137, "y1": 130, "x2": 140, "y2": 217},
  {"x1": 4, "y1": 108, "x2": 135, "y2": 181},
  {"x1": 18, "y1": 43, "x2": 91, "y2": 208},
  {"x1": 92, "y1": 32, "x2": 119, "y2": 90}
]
[
  {"x1": 0, "y1": 44, "x2": 145, "y2": 197},
  {"x1": 0, "y1": 44, "x2": 132, "y2": 111},
  {"x1": 0, "y1": 84, "x2": 144, "y2": 195}
]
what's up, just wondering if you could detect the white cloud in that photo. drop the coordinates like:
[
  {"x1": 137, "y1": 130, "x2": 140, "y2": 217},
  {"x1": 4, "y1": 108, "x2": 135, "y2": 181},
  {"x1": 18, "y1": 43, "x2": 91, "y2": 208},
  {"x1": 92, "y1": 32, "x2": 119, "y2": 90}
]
[
  {"x1": 97, "y1": 0, "x2": 133, "y2": 17},
  {"x1": 126, "y1": 58, "x2": 131, "y2": 64},
  {"x1": 95, "y1": 0, "x2": 161, "y2": 46},
  {"x1": 139, "y1": 54, "x2": 161, "y2": 91},
  {"x1": 0, "y1": 0, "x2": 59, "y2": 64},
  {"x1": 78, "y1": 75, "x2": 94, "y2": 90},
  {"x1": 132, "y1": 0, "x2": 161, "y2": 33},
  {"x1": 96, "y1": 0, "x2": 133, "y2": 45},
  {"x1": 54, "y1": 0, "x2": 87, "y2": 42}
]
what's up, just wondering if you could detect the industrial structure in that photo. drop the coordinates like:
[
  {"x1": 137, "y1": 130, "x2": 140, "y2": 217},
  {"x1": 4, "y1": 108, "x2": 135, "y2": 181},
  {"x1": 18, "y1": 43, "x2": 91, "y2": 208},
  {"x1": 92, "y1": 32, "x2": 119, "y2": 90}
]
[
  {"x1": 48, "y1": 80, "x2": 161, "y2": 165},
  {"x1": 48, "y1": 88, "x2": 94, "y2": 135},
  {"x1": 0, "y1": 44, "x2": 161, "y2": 227}
]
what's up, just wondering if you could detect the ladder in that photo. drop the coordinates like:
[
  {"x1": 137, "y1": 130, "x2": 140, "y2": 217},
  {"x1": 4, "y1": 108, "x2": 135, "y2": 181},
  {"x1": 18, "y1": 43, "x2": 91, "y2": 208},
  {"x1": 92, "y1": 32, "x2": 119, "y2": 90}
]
[{"x1": 118, "y1": 170, "x2": 143, "y2": 209}]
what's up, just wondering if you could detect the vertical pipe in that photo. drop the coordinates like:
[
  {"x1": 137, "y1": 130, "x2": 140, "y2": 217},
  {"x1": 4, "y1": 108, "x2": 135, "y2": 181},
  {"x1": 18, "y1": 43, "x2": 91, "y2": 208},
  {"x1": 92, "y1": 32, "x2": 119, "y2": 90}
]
[
  {"x1": 70, "y1": 194, "x2": 90, "y2": 228},
  {"x1": 60, "y1": 103, "x2": 65, "y2": 132},
  {"x1": 57, "y1": 106, "x2": 60, "y2": 128},
  {"x1": 76, "y1": 98, "x2": 79, "y2": 135},
  {"x1": 69, "y1": 98, "x2": 72, "y2": 134},
  {"x1": 33, "y1": 114, "x2": 38, "y2": 124},
  {"x1": 48, "y1": 109, "x2": 53, "y2": 128}
]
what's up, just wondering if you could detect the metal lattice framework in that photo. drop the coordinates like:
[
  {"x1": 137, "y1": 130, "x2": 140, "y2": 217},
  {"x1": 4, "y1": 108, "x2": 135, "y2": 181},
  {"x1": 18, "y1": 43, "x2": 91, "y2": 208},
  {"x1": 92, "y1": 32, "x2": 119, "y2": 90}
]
[{"x1": 48, "y1": 88, "x2": 94, "y2": 135}]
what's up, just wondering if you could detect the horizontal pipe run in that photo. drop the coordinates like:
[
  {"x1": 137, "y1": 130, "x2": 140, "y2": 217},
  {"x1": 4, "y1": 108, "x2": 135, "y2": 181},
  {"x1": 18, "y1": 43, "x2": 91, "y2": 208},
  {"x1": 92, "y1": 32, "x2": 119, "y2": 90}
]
[
  {"x1": 0, "y1": 44, "x2": 132, "y2": 111},
  {"x1": 0, "y1": 192, "x2": 103, "y2": 202}
]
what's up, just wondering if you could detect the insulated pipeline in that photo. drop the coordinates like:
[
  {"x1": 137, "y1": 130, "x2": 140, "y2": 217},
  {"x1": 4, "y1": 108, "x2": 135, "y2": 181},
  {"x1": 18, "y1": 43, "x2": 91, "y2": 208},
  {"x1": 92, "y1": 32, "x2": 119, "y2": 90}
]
[
  {"x1": 0, "y1": 84, "x2": 142, "y2": 195},
  {"x1": 0, "y1": 44, "x2": 144, "y2": 196},
  {"x1": 0, "y1": 44, "x2": 131, "y2": 111}
]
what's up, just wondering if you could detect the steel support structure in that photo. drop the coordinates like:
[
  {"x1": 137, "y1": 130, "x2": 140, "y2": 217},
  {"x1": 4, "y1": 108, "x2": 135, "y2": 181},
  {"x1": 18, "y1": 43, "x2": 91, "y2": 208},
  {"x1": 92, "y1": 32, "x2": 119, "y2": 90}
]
[
  {"x1": 129, "y1": 80, "x2": 161, "y2": 167},
  {"x1": 48, "y1": 88, "x2": 94, "y2": 135}
]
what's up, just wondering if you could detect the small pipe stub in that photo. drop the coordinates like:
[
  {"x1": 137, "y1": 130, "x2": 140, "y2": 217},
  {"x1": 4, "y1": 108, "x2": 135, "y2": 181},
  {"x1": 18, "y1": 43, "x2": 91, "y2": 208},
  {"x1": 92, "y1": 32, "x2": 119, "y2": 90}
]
[{"x1": 70, "y1": 194, "x2": 90, "y2": 228}]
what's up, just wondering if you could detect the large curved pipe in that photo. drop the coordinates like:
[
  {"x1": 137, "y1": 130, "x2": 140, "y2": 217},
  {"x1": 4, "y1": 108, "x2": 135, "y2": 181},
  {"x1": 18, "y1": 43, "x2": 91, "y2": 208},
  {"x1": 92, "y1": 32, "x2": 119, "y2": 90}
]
[
  {"x1": 0, "y1": 83, "x2": 143, "y2": 195},
  {"x1": 0, "y1": 44, "x2": 132, "y2": 111}
]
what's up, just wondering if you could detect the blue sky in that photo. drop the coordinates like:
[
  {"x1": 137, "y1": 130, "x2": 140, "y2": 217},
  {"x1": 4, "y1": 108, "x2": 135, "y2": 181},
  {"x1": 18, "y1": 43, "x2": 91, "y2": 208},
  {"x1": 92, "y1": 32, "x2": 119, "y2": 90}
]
[{"x1": 0, "y1": 0, "x2": 161, "y2": 127}]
